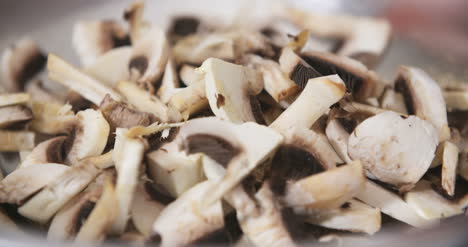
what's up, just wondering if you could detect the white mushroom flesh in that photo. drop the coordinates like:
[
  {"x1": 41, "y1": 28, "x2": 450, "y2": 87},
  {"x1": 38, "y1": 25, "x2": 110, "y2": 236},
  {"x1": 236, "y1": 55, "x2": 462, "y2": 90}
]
[{"x1": 441, "y1": 141, "x2": 459, "y2": 196}]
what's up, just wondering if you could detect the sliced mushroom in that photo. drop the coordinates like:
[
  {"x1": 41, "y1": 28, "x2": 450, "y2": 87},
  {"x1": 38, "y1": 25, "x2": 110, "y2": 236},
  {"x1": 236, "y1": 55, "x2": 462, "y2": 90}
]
[
  {"x1": 47, "y1": 54, "x2": 122, "y2": 105},
  {"x1": 441, "y1": 141, "x2": 459, "y2": 196},
  {"x1": 173, "y1": 32, "x2": 234, "y2": 65},
  {"x1": 179, "y1": 64, "x2": 203, "y2": 87},
  {"x1": 0, "y1": 130, "x2": 35, "y2": 152},
  {"x1": 0, "y1": 163, "x2": 69, "y2": 204},
  {"x1": 405, "y1": 180, "x2": 463, "y2": 220},
  {"x1": 153, "y1": 180, "x2": 224, "y2": 247},
  {"x1": 167, "y1": 15, "x2": 206, "y2": 43},
  {"x1": 84, "y1": 47, "x2": 132, "y2": 87},
  {"x1": 282, "y1": 160, "x2": 365, "y2": 211},
  {"x1": 25, "y1": 80, "x2": 65, "y2": 104},
  {"x1": 325, "y1": 119, "x2": 352, "y2": 164},
  {"x1": 278, "y1": 47, "x2": 321, "y2": 89},
  {"x1": 1, "y1": 38, "x2": 46, "y2": 92},
  {"x1": 123, "y1": 0, "x2": 147, "y2": 43},
  {"x1": 243, "y1": 54, "x2": 299, "y2": 102},
  {"x1": 131, "y1": 182, "x2": 166, "y2": 237},
  {"x1": 444, "y1": 91, "x2": 468, "y2": 111},
  {"x1": 75, "y1": 178, "x2": 118, "y2": 244},
  {"x1": 270, "y1": 75, "x2": 346, "y2": 133},
  {"x1": 128, "y1": 27, "x2": 170, "y2": 92},
  {"x1": 306, "y1": 199, "x2": 381, "y2": 235},
  {"x1": 300, "y1": 51, "x2": 382, "y2": 100},
  {"x1": 0, "y1": 93, "x2": 30, "y2": 107},
  {"x1": 18, "y1": 152, "x2": 113, "y2": 223},
  {"x1": 72, "y1": 20, "x2": 130, "y2": 66},
  {"x1": 29, "y1": 101, "x2": 76, "y2": 135},
  {"x1": 394, "y1": 66, "x2": 450, "y2": 142},
  {"x1": 356, "y1": 180, "x2": 436, "y2": 228},
  {"x1": 340, "y1": 100, "x2": 402, "y2": 116},
  {"x1": 116, "y1": 81, "x2": 182, "y2": 122},
  {"x1": 380, "y1": 88, "x2": 408, "y2": 115},
  {"x1": 0, "y1": 105, "x2": 33, "y2": 129},
  {"x1": 65, "y1": 109, "x2": 110, "y2": 165},
  {"x1": 458, "y1": 152, "x2": 468, "y2": 181},
  {"x1": 348, "y1": 111, "x2": 438, "y2": 191},
  {"x1": 111, "y1": 128, "x2": 146, "y2": 234},
  {"x1": 19, "y1": 136, "x2": 67, "y2": 168},
  {"x1": 99, "y1": 95, "x2": 154, "y2": 131},
  {"x1": 168, "y1": 78, "x2": 207, "y2": 119},
  {"x1": 157, "y1": 57, "x2": 180, "y2": 103}
]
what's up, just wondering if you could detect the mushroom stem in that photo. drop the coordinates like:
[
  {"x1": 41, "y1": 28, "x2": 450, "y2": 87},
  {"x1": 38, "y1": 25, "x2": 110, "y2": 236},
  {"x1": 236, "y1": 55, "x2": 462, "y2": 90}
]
[
  {"x1": 325, "y1": 119, "x2": 352, "y2": 163},
  {"x1": 29, "y1": 101, "x2": 76, "y2": 135},
  {"x1": 168, "y1": 79, "x2": 207, "y2": 119},
  {"x1": 0, "y1": 130, "x2": 35, "y2": 152},
  {"x1": 441, "y1": 141, "x2": 459, "y2": 196},
  {"x1": 0, "y1": 93, "x2": 30, "y2": 107}
]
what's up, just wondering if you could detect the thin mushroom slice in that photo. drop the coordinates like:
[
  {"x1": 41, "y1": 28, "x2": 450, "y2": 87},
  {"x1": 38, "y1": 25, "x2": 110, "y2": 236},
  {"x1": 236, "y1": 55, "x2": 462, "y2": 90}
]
[
  {"x1": 168, "y1": 78, "x2": 207, "y2": 119},
  {"x1": 65, "y1": 109, "x2": 110, "y2": 165},
  {"x1": 270, "y1": 75, "x2": 346, "y2": 133},
  {"x1": 30, "y1": 101, "x2": 76, "y2": 135},
  {"x1": 84, "y1": 47, "x2": 132, "y2": 87},
  {"x1": 278, "y1": 47, "x2": 321, "y2": 89},
  {"x1": 124, "y1": 0, "x2": 148, "y2": 43},
  {"x1": 380, "y1": 88, "x2": 408, "y2": 115},
  {"x1": 47, "y1": 54, "x2": 122, "y2": 105},
  {"x1": 356, "y1": 180, "x2": 436, "y2": 228},
  {"x1": 116, "y1": 81, "x2": 182, "y2": 122},
  {"x1": 179, "y1": 64, "x2": 203, "y2": 87},
  {"x1": 325, "y1": 119, "x2": 352, "y2": 163},
  {"x1": 0, "y1": 130, "x2": 35, "y2": 152},
  {"x1": 130, "y1": 182, "x2": 166, "y2": 237},
  {"x1": 405, "y1": 180, "x2": 463, "y2": 220},
  {"x1": 19, "y1": 136, "x2": 67, "y2": 168},
  {"x1": 444, "y1": 91, "x2": 468, "y2": 111},
  {"x1": 0, "y1": 163, "x2": 69, "y2": 204},
  {"x1": 340, "y1": 100, "x2": 404, "y2": 116},
  {"x1": 282, "y1": 160, "x2": 365, "y2": 211},
  {"x1": 157, "y1": 57, "x2": 180, "y2": 103},
  {"x1": 306, "y1": 199, "x2": 381, "y2": 235},
  {"x1": 173, "y1": 32, "x2": 234, "y2": 65},
  {"x1": 153, "y1": 180, "x2": 224, "y2": 247},
  {"x1": 18, "y1": 152, "x2": 113, "y2": 223},
  {"x1": 72, "y1": 20, "x2": 130, "y2": 66},
  {"x1": 300, "y1": 51, "x2": 382, "y2": 100},
  {"x1": 0, "y1": 93, "x2": 30, "y2": 107},
  {"x1": 441, "y1": 141, "x2": 459, "y2": 196},
  {"x1": 394, "y1": 66, "x2": 450, "y2": 142},
  {"x1": 26, "y1": 80, "x2": 65, "y2": 104},
  {"x1": 348, "y1": 111, "x2": 438, "y2": 191},
  {"x1": 0, "y1": 105, "x2": 33, "y2": 129},
  {"x1": 1, "y1": 38, "x2": 46, "y2": 92},
  {"x1": 111, "y1": 128, "x2": 146, "y2": 234},
  {"x1": 200, "y1": 58, "x2": 264, "y2": 124}
]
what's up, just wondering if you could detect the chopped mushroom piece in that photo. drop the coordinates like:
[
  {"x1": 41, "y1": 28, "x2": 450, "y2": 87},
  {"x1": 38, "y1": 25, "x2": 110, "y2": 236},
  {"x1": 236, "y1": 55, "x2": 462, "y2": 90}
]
[
  {"x1": 124, "y1": 0, "x2": 148, "y2": 43},
  {"x1": 340, "y1": 100, "x2": 402, "y2": 116},
  {"x1": 325, "y1": 119, "x2": 353, "y2": 163},
  {"x1": 441, "y1": 141, "x2": 459, "y2": 196},
  {"x1": 99, "y1": 95, "x2": 154, "y2": 131},
  {"x1": 72, "y1": 20, "x2": 130, "y2": 66},
  {"x1": 26, "y1": 80, "x2": 65, "y2": 104},
  {"x1": 130, "y1": 182, "x2": 166, "y2": 237},
  {"x1": 458, "y1": 153, "x2": 468, "y2": 181},
  {"x1": 0, "y1": 163, "x2": 69, "y2": 204},
  {"x1": 0, "y1": 130, "x2": 35, "y2": 151},
  {"x1": 173, "y1": 32, "x2": 234, "y2": 65},
  {"x1": 168, "y1": 78, "x2": 207, "y2": 119},
  {"x1": 278, "y1": 47, "x2": 321, "y2": 89},
  {"x1": 348, "y1": 111, "x2": 438, "y2": 191},
  {"x1": 19, "y1": 136, "x2": 67, "y2": 168},
  {"x1": 157, "y1": 58, "x2": 180, "y2": 103},
  {"x1": 0, "y1": 93, "x2": 30, "y2": 107},
  {"x1": 47, "y1": 54, "x2": 122, "y2": 105},
  {"x1": 179, "y1": 64, "x2": 203, "y2": 87},
  {"x1": 84, "y1": 47, "x2": 132, "y2": 87},
  {"x1": 380, "y1": 88, "x2": 408, "y2": 114},
  {"x1": 0, "y1": 105, "x2": 33, "y2": 129},
  {"x1": 29, "y1": 101, "x2": 76, "y2": 134},
  {"x1": 1, "y1": 38, "x2": 46, "y2": 92},
  {"x1": 443, "y1": 91, "x2": 468, "y2": 111},
  {"x1": 200, "y1": 58, "x2": 264, "y2": 124},
  {"x1": 394, "y1": 66, "x2": 450, "y2": 142}
]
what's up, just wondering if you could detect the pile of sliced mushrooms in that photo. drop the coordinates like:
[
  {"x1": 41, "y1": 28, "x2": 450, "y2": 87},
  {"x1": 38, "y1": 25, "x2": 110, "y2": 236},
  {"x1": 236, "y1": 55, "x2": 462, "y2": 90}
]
[{"x1": 0, "y1": 1, "x2": 467, "y2": 246}]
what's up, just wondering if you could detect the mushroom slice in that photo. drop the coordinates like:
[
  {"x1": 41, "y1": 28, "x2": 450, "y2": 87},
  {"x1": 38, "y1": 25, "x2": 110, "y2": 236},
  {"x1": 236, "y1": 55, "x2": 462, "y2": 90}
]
[
  {"x1": 157, "y1": 57, "x2": 180, "y2": 103},
  {"x1": 173, "y1": 32, "x2": 234, "y2": 65},
  {"x1": 116, "y1": 81, "x2": 182, "y2": 122},
  {"x1": 348, "y1": 111, "x2": 438, "y2": 191},
  {"x1": 200, "y1": 58, "x2": 264, "y2": 123},
  {"x1": 394, "y1": 66, "x2": 450, "y2": 142},
  {"x1": 325, "y1": 119, "x2": 352, "y2": 163},
  {"x1": 48, "y1": 185, "x2": 102, "y2": 241},
  {"x1": 146, "y1": 150, "x2": 204, "y2": 197},
  {"x1": 128, "y1": 27, "x2": 170, "y2": 92},
  {"x1": 405, "y1": 180, "x2": 463, "y2": 220},
  {"x1": 47, "y1": 54, "x2": 122, "y2": 105},
  {"x1": 444, "y1": 91, "x2": 468, "y2": 111},
  {"x1": 153, "y1": 181, "x2": 224, "y2": 247},
  {"x1": 306, "y1": 199, "x2": 381, "y2": 235},
  {"x1": 282, "y1": 161, "x2": 365, "y2": 210},
  {"x1": 84, "y1": 47, "x2": 132, "y2": 87},
  {"x1": 300, "y1": 51, "x2": 382, "y2": 100},
  {"x1": 131, "y1": 182, "x2": 166, "y2": 237},
  {"x1": 18, "y1": 152, "x2": 113, "y2": 223},
  {"x1": 168, "y1": 78, "x2": 207, "y2": 119},
  {"x1": 243, "y1": 54, "x2": 299, "y2": 102},
  {"x1": 340, "y1": 100, "x2": 403, "y2": 116},
  {"x1": 0, "y1": 130, "x2": 35, "y2": 152},
  {"x1": 380, "y1": 88, "x2": 408, "y2": 115},
  {"x1": 30, "y1": 101, "x2": 76, "y2": 135},
  {"x1": 0, "y1": 105, "x2": 32, "y2": 128},
  {"x1": 111, "y1": 128, "x2": 146, "y2": 234},
  {"x1": 179, "y1": 64, "x2": 203, "y2": 87},
  {"x1": 458, "y1": 153, "x2": 468, "y2": 181},
  {"x1": 0, "y1": 93, "x2": 30, "y2": 107},
  {"x1": 270, "y1": 75, "x2": 346, "y2": 133},
  {"x1": 0, "y1": 163, "x2": 69, "y2": 204},
  {"x1": 1, "y1": 38, "x2": 46, "y2": 92},
  {"x1": 356, "y1": 180, "x2": 435, "y2": 227},
  {"x1": 123, "y1": 0, "x2": 147, "y2": 43},
  {"x1": 99, "y1": 95, "x2": 154, "y2": 131},
  {"x1": 72, "y1": 20, "x2": 130, "y2": 66},
  {"x1": 19, "y1": 136, "x2": 67, "y2": 168},
  {"x1": 25, "y1": 80, "x2": 65, "y2": 104},
  {"x1": 65, "y1": 109, "x2": 110, "y2": 165},
  {"x1": 75, "y1": 178, "x2": 118, "y2": 244},
  {"x1": 441, "y1": 141, "x2": 459, "y2": 196},
  {"x1": 278, "y1": 47, "x2": 321, "y2": 89}
]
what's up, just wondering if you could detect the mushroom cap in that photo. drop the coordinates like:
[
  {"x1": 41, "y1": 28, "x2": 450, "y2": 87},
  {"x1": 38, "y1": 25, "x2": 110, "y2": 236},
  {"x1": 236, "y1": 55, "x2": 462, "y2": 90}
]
[
  {"x1": 29, "y1": 101, "x2": 76, "y2": 135},
  {"x1": 348, "y1": 111, "x2": 438, "y2": 189},
  {"x1": 84, "y1": 47, "x2": 132, "y2": 87}
]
